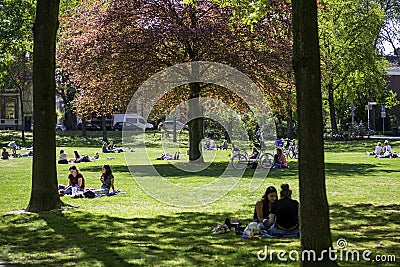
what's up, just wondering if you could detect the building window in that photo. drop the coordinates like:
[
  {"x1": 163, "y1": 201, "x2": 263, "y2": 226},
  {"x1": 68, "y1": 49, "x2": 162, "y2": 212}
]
[{"x1": 6, "y1": 100, "x2": 15, "y2": 119}]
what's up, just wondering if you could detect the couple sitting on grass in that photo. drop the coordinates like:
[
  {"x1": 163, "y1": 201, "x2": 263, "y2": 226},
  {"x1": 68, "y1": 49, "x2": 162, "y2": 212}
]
[
  {"x1": 58, "y1": 164, "x2": 116, "y2": 197},
  {"x1": 253, "y1": 184, "x2": 299, "y2": 237},
  {"x1": 102, "y1": 141, "x2": 123, "y2": 153},
  {"x1": 366, "y1": 140, "x2": 397, "y2": 158}
]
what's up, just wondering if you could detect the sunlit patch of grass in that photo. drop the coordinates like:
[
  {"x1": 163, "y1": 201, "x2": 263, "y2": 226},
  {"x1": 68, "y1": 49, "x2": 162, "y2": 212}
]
[{"x1": 0, "y1": 131, "x2": 399, "y2": 266}]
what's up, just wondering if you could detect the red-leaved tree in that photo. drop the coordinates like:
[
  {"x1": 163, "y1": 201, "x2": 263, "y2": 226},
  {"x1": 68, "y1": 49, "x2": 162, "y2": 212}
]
[{"x1": 58, "y1": 0, "x2": 293, "y2": 160}]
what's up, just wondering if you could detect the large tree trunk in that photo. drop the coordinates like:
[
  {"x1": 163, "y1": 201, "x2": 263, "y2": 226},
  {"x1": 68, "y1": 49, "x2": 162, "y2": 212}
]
[
  {"x1": 188, "y1": 83, "x2": 204, "y2": 163},
  {"x1": 327, "y1": 82, "x2": 338, "y2": 134},
  {"x1": 292, "y1": 0, "x2": 338, "y2": 266},
  {"x1": 101, "y1": 115, "x2": 108, "y2": 142},
  {"x1": 27, "y1": 0, "x2": 62, "y2": 212}
]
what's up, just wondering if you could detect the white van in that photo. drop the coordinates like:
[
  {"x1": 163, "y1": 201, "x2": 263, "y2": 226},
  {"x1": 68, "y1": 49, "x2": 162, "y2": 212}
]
[{"x1": 113, "y1": 114, "x2": 154, "y2": 131}]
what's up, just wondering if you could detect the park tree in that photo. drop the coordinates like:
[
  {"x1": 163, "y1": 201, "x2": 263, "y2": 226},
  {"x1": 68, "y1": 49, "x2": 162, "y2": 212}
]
[
  {"x1": 376, "y1": 0, "x2": 400, "y2": 61},
  {"x1": 0, "y1": 0, "x2": 35, "y2": 142},
  {"x1": 206, "y1": 0, "x2": 338, "y2": 265},
  {"x1": 293, "y1": 0, "x2": 338, "y2": 265},
  {"x1": 55, "y1": 69, "x2": 78, "y2": 130},
  {"x1": 0, "y1": 51, "x2": 33, "y2": 142},
  {"x1": 319, "y1": 0, "x2": 388, "y2": 133},
  {"x1": 58, "y1": 0, "x2": 293, "y2": 161},
  {"x1": 26, "y1": 0, "x2": 62, "y2": 212}
]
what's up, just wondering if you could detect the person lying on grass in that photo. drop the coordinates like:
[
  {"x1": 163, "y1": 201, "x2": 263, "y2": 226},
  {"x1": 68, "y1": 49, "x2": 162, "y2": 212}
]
[
  {"x1": 156, "y1": 152, "x2": 180, "y2": 160},
  {"x1": 253, "y1": 186, "x2": 277, "y2": 230}
]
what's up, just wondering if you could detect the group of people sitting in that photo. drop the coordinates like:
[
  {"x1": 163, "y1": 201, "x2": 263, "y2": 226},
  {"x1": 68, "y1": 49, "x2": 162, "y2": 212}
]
[
  {"x1": 58, "y1": 150, "x2": 99, "y2": 164},
  {"x1": 58, "y1": 164, "x2": 116, "y2": 197},
  {"x1": 366, "y1": 140, "x2": 397, "y2": 158},
  {"x1": 1, "y1": 142, "x2": 33, "y2": 159},
  {"x1": 204, "y1": 139, "x2": 229, "y2": 150},
  {"x1": 102, "y1": 141, "x2": 123, "y2": 153},
  {"x1": 253, "y1": 184, "x2": 299, "y2": 237}
]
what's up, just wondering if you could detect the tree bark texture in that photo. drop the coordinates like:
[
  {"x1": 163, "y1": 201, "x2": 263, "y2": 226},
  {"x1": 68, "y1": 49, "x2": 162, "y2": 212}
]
[
  {"x1": 27, "y1": 0, "x2": 62, "y2": 212},
  {"x1": 188, "y1": 82, "x2": 204, "y2": 163},
  {"x1": 292, "y1": 0, "x2": 338, "y2": 266}
]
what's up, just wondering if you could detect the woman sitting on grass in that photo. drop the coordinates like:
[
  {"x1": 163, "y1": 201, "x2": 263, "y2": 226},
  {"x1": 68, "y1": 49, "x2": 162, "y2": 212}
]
[
  {"x1": 272, "y1": 147, "x2": 288, "y2": 168},
  {"x1": 253, "y1": 186, "x2": 277, "y2": 230},
  {"x1": 268, "y1": 184, "x2": 299, "y2": 238},
  {"x1": 59, "y1": 165, "x2": 85, "y2": 195},
  {"x1": 366, "y1": 142, "x2": 383, "y2": 156},
  {"x1": 102, "y1": 142, "x2": 113, "y2": 153},
  {"x1": 94, "y1": 164, "x2": 115, "y2": 195},
  {"x1": 218, "y1": 140, "x2": 228, "y2": 150}
]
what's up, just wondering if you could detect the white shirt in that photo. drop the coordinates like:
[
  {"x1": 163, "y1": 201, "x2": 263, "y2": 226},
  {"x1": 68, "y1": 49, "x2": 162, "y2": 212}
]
[
  {"x1": 374, "y1": 145, "x2": 383, "y2": 155},
  {"x1": 384, "y1": 145, "x2": 392, "y2": 154},
  {"x1": 59, "y1": 152, "x2": 68, "y2": 161}
]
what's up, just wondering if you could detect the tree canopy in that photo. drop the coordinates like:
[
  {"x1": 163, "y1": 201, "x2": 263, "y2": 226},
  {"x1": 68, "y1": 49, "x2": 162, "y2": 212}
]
[
  {"x1": 318, "y1": 0, "x2": 394, "y2": 132},
  {"x1": 58, "y1": 0, "x2": 293, "y2": 119}
]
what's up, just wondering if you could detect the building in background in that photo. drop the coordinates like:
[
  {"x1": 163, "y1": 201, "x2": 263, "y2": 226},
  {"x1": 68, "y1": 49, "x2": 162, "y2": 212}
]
[{"x1": 0, "y1": 86, "x2": 33, "y2": 131}]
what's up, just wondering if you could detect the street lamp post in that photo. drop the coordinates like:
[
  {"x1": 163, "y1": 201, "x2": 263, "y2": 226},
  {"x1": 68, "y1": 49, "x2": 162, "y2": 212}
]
[
  {"x1": 366, "y1": 101, "x2": 377, "y2": 136},
  {"x1": 381, "y1": 106, "x2": 386, "y2": 135}
]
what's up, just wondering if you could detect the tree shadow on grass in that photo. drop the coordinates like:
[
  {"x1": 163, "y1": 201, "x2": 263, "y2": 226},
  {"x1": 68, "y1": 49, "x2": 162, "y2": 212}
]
[
  {"x1": 126, "y1": 162, "x2": 230, "y2": 179},
  {"x1": 125, "y1": 161, "x2": 299, "y2": 180},
  {"x1": 0, "y1": 211, "x2": 273, "y2": 267},
  {"x1": 329, "y1": 204, "x2": 400, "y2": 266},
  {"x1": 324, "y1": 162, "x2": 396, "y2": 178},
  {"x1": 79, "y1": 164, "x2": 131, "y2": 174},
  {"x1": 1, "y1": 204, "x2": 399, "y2": 266}
]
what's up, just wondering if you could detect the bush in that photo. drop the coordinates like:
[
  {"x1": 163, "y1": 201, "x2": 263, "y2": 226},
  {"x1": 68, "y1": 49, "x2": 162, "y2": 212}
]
[{"x1": 325, "y1": 122, "x2": 368, "y2": 141}]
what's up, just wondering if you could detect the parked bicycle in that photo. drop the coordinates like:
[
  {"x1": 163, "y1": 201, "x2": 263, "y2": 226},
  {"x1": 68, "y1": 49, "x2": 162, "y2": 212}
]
[
  {"x1": 231, "y1": 143, "x2": 274, "y2": 170},
  {"x1": 275, "y1": 139, "x2": 298, "y2": 159}
]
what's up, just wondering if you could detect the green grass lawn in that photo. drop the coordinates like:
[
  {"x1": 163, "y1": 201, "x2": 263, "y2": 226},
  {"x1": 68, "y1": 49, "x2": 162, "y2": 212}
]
[{"x1": 0, "y1": 131, "x2": 399, "y2": 266}]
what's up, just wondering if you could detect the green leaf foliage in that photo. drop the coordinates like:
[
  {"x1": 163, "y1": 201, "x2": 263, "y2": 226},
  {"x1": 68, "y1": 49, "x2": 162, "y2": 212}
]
[{"x1": 319, "y1": 0, "x2": 391, "y2": 124}]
